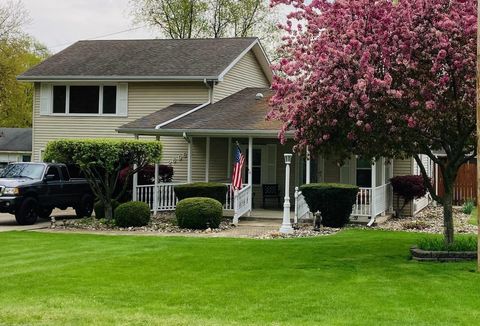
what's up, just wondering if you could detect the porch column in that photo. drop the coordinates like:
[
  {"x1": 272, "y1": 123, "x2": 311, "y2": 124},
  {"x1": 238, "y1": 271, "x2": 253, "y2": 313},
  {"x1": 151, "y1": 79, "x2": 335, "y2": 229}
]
[
  {"x1": 187, "y1": 137, "x2": 192, "y2": 183},
  {"x1": 370, "y1": 160, "x2": 377, "y2": 219},
  {"x1": 205, "y1": 137, "x2": 210, "y2": 182},
  {"x1": 227, "y1": 137, "x2": 232, "y2": 179},
  {"x1": 153, "y1": 136, "x2": 160, "y2": 215},
  {"x1": 306, "y1": 146, "x2": 311, "y2": 184},
  {"x1": 132, "y1": 134, "x2": 139, "y2": 201},
  {"x1": 248, "y1": 137, "x2": 253, "y2": 186}
]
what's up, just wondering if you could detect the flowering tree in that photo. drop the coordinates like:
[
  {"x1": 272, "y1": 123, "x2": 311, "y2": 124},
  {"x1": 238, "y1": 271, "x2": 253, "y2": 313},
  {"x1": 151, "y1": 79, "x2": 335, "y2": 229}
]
[{"x1": 269, "y1": 0, "x2": 477, "y2": 244}]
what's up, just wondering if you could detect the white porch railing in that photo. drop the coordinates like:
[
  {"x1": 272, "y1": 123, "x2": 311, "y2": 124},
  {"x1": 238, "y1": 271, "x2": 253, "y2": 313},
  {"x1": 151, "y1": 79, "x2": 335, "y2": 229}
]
[
  {"x1": 294, "y1": 187, "x2": 310, "y2": 223},
  {"x1": 294, "y1": 184, "x2": 392, "y2": 222},
  {"x1": 352, "y1": 187, "x2": 372, "y2": 217},
  {"x1": 136, "y1": 182, "x2": 240, "y2": 214},
  {"x1": 233, "y1": 184, "x2": 252, "y2": 224}
]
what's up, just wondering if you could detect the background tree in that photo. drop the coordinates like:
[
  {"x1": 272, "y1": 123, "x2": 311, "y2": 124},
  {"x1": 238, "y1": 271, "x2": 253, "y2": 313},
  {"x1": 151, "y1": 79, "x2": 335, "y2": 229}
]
[
  {"x1": 130, "y1": 0, "x2": 278, "y2": 55},
  {"x1": 44, "y1": 139, "x2": 163, "y2": 220},
  {"x1": 0, "y1": 0, "x2": 49, "y2": 127},
  {"x1": 269, "y1": 0, "x2": 476, "y2": 245}
]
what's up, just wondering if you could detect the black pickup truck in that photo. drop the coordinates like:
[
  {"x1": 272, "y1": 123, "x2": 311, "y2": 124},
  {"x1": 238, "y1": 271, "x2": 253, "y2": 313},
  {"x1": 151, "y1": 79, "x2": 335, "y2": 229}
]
[{"x1": 0, "y1": 163, "x2": 94, "y2": 225}]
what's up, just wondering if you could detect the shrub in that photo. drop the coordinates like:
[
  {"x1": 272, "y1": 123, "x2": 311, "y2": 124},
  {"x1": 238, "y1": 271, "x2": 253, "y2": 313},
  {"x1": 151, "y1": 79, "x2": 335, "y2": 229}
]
[
  {"x1": 176, "y1": 197, "x2": 223, "y2": 229},
  {"x1": 390, "y1": 175, "x2": 427, "y2": 218},
  {"x1": 417, "y1": 235, "x2": 477, "y2": 252},
  {"x1": 94, "y1": 200, "x2": 120, "y2": 219},
  {"x1": 462, "y1": 200, "x2": 475, "y2": 215},
  {"x1": 174, "y1": 182, "x2": 228, "y2": 205},
  {"x1": 114, "y1": 201, "x2": 151, "y2": 227},
  {"x1": 300, "y1": 183, "x2": 359, "y2": 228}
]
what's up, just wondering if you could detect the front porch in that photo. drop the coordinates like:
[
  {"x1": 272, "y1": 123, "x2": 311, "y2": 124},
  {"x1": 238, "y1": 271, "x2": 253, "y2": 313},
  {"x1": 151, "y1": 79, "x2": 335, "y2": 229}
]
[{"x1": 132, "y1": 136, "x2": 393, "y2": 225}]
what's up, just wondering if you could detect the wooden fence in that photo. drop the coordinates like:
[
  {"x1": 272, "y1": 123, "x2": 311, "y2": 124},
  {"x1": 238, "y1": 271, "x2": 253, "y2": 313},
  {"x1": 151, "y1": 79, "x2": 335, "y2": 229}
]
[{"x1": 436, "y1": 160, "x2": 477, "y2": 205}]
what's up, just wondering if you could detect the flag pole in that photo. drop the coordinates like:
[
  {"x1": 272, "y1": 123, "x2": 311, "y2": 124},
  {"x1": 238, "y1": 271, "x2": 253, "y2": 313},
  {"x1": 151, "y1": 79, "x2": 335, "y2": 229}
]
[{"x1": 476, "y1": 0, "x2": 480, "y2": 272}]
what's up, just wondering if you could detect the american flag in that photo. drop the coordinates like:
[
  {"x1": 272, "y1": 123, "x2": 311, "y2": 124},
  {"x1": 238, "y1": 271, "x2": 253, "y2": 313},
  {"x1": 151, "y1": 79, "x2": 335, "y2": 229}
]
[{"x1": 231, "y1": 144, "x2": 245, "y2": 190}]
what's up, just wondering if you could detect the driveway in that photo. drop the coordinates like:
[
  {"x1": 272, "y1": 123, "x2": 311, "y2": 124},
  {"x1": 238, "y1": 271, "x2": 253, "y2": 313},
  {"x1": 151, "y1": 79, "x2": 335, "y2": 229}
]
[{"x1": 0, "y1": 209, "x2": 78, "y2": 232}]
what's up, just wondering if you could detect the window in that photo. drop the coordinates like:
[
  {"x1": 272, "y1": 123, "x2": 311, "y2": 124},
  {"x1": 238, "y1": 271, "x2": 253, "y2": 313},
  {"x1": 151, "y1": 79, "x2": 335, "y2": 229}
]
[
  {"x1": 45, "y1": 166, "x2": 60, "y2": 181},
  {"x1": 356, "y1": 158, "x2": 372, "y2": 187},
  {"x1": 103, "y1": 86, "x2": 117, "y2": 114},
  {"x1": 51, "y1": 85, "x2": 117, "y2": 115},
  {"x1": 53, "y1": 86, "x2": 66, "y2": 113},
  {"x1": 60, "y1": 166, "x2": 70, "y2": 181},
  {"x1": 22, "y1": 155, "x2": 31, "y2": 162},
  {"x1": 70, "y1": 86, "x2": 99, "y2": 114}
]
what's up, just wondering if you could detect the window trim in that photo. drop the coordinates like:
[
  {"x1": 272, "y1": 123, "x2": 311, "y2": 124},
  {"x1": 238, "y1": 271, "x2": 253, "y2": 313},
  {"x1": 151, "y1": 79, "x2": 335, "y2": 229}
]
[{"x1": 50, "y1": 83, "x2": 119, "y2": 117}]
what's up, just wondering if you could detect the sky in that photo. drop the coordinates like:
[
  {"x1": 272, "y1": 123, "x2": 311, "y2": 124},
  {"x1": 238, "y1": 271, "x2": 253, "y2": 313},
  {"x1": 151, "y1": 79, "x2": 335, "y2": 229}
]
[
  {"x1": 16, "y1": 0, "x2": 292, "y2": 54},
  {"x1": 20, "y1": 0, "x2": 155, "y2": 52}
]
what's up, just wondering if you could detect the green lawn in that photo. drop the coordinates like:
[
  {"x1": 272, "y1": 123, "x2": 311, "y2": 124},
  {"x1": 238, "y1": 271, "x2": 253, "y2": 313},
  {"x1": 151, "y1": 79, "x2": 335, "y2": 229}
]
[{"x1": 0, "y1": 230, "x2": 479, "y2": 325}]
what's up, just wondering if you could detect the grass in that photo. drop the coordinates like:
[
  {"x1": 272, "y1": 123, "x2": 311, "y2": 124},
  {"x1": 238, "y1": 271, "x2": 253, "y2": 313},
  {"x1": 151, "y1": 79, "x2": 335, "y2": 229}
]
[
  {"x1": 417, "y1": 234, "x2": 477, "y2": 251},
  {"x1": 0, "y1": 230, "x2": 479, "y2": 325},
  {"x1": 469, "y1": 208, "x2": 478, "y2": 226}
]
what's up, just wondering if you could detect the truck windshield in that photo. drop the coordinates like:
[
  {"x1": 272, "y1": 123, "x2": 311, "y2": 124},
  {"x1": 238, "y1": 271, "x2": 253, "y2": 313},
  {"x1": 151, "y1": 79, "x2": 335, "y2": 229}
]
[{"x1": 0, "y1": 164, "x2": 45, "y2": 180}]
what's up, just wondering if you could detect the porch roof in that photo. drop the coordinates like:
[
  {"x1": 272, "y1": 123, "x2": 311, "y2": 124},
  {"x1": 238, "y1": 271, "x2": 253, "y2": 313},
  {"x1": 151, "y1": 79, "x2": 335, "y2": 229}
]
[{"x1": 117, "y1": 88, "x2": 286, "y2": 137}]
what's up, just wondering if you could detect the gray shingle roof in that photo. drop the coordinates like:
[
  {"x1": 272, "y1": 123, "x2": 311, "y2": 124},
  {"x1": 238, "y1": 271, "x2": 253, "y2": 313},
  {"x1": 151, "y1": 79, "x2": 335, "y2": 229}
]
[
  {"x1": 121, "y1": 104, "x2": 200, "y2": 130},
  {"x1": 19, "y1": 38, "x2": 259, "y2": 81},
  {"x1": 0, "y1": 128, "x2": 32, "y2": 152},
  {"x1": 119, "y1": 88, "x2": 281, "y2": 134}
]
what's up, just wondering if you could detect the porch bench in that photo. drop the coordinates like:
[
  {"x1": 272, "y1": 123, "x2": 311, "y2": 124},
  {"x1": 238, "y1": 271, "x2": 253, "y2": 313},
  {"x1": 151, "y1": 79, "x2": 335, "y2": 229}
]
[{"x1": 262, "y1": 184, "x2": 281, "y2": 208}]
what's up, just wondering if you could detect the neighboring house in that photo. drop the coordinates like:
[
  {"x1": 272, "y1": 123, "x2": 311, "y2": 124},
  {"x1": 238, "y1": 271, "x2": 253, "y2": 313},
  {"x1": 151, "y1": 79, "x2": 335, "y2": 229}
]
[
  {"x1": 0, "y1": 128, "x2": 32, "y2": 170},
  {"x1": 18, "y1": 37, "x2": 431, "y2": 223}
]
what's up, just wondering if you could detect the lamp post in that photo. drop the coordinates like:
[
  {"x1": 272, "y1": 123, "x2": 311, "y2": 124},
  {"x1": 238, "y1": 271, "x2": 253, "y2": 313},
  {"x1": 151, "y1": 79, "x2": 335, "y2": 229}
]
[{"x1": 280, "y1": 153, "x2": 294, "y2": 234}]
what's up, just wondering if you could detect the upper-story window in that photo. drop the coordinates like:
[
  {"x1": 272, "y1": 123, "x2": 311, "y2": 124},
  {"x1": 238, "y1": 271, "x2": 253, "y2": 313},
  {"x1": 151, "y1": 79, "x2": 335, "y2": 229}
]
[{"x1": 52, "y1": 85, "x2": 117, "y2": 115}]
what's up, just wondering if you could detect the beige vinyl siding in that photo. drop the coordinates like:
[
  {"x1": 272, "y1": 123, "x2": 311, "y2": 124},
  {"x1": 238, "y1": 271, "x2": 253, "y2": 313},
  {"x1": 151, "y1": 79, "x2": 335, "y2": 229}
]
[
  {"x1": 324, "y1": 158, "x2": 341, "y2": 183},
  {"x1": 393, "y1": 158, "x2": 414, "y2": 216},
  {"x1": 32, "y1": 82, "x2": 209, "y2": 172},
  {"x1": 213, "y1": 51, "x2": 270, "y2": 103}
]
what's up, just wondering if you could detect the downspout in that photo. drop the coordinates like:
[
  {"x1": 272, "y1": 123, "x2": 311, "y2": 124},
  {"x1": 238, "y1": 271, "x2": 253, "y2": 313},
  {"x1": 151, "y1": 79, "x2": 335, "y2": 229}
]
[{"x1": 204, "y1": 78, "x2": 214, "y2": 103}]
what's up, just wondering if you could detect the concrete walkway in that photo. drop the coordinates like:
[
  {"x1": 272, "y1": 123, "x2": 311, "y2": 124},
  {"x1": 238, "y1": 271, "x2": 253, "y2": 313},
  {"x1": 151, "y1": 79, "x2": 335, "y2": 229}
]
[{"x1": 0, "y1": 209, "x2": 78, "y2": 232}]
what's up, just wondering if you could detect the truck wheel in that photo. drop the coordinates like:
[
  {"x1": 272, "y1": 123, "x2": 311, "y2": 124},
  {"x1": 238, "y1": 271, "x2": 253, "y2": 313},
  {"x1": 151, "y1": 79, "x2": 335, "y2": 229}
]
[
  {"x1": 75, "y1": 194, "x2": 94, "y2": 218},
  {"x1": 38, "y1": 208, "x2": 53, "y2": 220},
  {"x1": 15, "y1": 197, "x2": 39, "y2": 225}
]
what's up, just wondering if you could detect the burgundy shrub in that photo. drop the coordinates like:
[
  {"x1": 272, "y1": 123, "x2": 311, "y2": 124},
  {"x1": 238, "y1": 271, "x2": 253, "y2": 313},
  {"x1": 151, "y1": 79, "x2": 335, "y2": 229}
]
[{"x1": 390, "y1": 175, "x2": 428, "y2": 217}]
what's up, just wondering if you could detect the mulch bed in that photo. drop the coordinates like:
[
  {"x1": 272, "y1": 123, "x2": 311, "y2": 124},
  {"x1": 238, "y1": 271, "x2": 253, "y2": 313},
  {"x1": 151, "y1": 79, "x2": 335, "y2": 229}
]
[
  {"x1": 376, "y1": 206, "x2": 476, "y2": 234},
  {"x1": 51, "y1": 212, "x2": 234, "y2": 234}
]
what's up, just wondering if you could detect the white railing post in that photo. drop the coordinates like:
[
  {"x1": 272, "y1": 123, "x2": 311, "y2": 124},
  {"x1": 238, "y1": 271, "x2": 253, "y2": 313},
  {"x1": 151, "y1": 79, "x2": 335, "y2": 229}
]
[
  {"x1": 233, "y1": 189, "x2": 240, "y2": 224},
  {"x1": 294, "y1": 187, "x2": 300, "y2": 224},
  {"x1": 153, "y1": 163, "x2": 159, "y2": 215},
  {"x1": 370, "y1": 161, "x2": 376, "y2": 218},
  {"x1": 205, "y1": 136, "x2": 210, "y2": 182},
  {"x1": 187, "y1": 137, "x2": 192, "y2": 183}
]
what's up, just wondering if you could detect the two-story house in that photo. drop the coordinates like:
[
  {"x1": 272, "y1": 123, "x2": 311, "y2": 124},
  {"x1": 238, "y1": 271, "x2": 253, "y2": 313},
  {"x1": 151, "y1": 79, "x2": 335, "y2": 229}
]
[{"x1": 18, "y1": 37, "x2": 432, "y2": 224}]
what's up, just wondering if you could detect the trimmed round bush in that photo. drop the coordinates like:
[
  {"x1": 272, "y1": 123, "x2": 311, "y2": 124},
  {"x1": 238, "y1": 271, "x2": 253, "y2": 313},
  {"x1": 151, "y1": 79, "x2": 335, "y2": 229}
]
[
  {"x1": 300, "y1": 183, "x2": 359, "y2": 228},
  {"x1": 114, "y1": 201, "x2": 151, "y2": 227},
  {"x1": 94, "y1": 200, "x2": 120, "y2": 219},
  {"x1": 174, "y1": 182, "x2": 228, "y2": 205},
  {"x1": 176, "y1": 197, "x2": 223, "y2": 229}
]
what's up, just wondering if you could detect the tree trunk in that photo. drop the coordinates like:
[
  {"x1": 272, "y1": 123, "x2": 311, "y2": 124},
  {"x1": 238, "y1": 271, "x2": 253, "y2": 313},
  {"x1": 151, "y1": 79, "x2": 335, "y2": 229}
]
[
  {"x1": 443, "y1": 188, "x2": 454, "y2": 245},
  {"x1": 104, "y1": 200, "x2": 113, "y2": 221}
]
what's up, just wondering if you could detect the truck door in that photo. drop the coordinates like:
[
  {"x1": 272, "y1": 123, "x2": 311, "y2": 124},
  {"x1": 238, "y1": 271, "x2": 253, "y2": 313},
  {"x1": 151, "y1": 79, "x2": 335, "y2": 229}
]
[{"x1": 42, "y1": 166, "x2": 65, "y2": 207}]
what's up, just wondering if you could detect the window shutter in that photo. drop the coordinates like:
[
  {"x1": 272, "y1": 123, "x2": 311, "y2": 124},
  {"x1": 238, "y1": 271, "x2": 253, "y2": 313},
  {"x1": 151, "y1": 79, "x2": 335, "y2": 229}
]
[
  {"x1": 265, "y1": 144, "x2": 277, "y2": 184},
  {"x1": 39, "y1": 83, "x2": 52, "y2": 115},
  {"x1": 116, "y1": 83, "x2": 128, "y2": 116}
]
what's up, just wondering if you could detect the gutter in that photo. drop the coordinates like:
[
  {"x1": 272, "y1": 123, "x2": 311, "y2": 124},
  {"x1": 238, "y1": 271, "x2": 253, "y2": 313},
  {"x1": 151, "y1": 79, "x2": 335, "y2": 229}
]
[
  {"x1": 117, "y1": 127, "x2": 291, "y2": 138},
  {"x1": 16, "y1": 75, "x2": 220, "y2": 82}
]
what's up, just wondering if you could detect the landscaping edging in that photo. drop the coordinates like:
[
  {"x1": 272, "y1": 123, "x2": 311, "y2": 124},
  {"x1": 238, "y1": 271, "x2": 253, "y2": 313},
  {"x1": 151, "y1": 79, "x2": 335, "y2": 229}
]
[{"x1": 410, "y1": 247, "x2": 477, "y2": 262}]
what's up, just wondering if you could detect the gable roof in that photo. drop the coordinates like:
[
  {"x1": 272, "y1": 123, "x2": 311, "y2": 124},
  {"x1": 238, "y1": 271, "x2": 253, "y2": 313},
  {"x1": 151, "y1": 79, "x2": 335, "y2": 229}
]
[
  {"x1": 18, "y1": 38, "x2": 272, "y2": 82},
  {"x1": 0, "y1": 128, "x2": 32, "y2": 152},
  {"x1": 118, "y1": 88, "x2": 283, "y2": 137}
]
